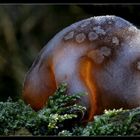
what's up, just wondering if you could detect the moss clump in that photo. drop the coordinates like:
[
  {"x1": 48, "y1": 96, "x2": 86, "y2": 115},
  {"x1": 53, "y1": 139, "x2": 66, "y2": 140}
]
[
  {"x1": 0, "y1": 83, "x2": 140, "y2": 136},
  {"x1": 0, "y1": 83, "x2": 86, "y2": 136},
  {"x1": 0, "y1": 97, "x2": 35, "y2": 136},
  {"x1": 66, "y1": 108, "x2": 140, "y2": 136}
]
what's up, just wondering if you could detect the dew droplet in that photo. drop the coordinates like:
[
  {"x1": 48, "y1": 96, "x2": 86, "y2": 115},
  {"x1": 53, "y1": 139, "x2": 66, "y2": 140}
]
[
  {"x1": 75, "y1": 33, "x2": 86, "y2": 43},
  {"x1": 88, "y1": 31, "x2": 98, "y2": 41}
]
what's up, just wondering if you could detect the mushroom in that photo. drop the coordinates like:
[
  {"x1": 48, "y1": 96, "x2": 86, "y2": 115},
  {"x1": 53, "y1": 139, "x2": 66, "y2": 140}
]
[{"x1": 22, "y1": 15, "x2": 140, "y2": 123}]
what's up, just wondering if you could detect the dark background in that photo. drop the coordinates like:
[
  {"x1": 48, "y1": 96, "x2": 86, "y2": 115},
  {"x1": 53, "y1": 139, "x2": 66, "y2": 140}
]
[{"x1": 0, "y1": 4, "x2": 140, "y2": 101}]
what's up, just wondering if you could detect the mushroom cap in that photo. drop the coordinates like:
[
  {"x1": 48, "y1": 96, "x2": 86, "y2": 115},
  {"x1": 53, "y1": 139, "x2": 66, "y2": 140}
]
[{"x1": 23, "y1": 15, "x2": 140, "y2": 122}]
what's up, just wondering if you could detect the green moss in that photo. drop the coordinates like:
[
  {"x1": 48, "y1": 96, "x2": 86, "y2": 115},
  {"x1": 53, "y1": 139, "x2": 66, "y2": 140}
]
[
  {"x1": 0, "y1": 83, "x2": 86, "y2": 136},
  {"x1": 0, "y1": 83, "x2": 140, "y2": 136},
  {"x1": 71, "y1": 108, "x2": 140, "y2": 136},
  {"x1": 0, "y1": 97, "x2": 35, "y2": 135}
]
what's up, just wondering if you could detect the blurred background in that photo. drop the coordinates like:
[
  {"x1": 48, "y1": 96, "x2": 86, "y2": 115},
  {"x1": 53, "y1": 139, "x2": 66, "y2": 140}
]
[{"x1": 0, "y1": 4, "x2": 140, "y2": 101}]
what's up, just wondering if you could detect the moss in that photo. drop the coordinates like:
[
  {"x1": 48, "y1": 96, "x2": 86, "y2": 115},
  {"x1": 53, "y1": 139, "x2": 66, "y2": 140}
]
[
  {"x1": 0, "y1": 83, "x2": 140, "y2": 136},
  {"x1": 0, "y1": 83, "x2": 86, "y2": 136}
]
